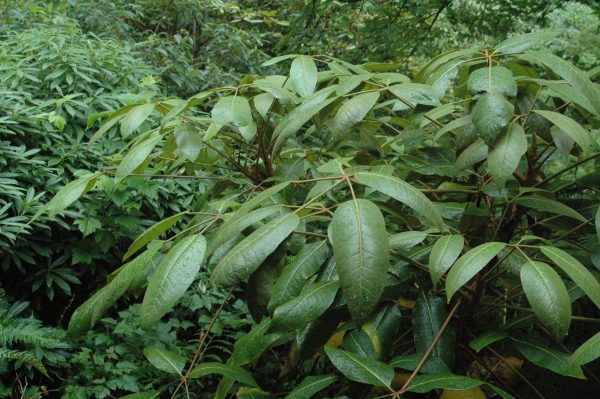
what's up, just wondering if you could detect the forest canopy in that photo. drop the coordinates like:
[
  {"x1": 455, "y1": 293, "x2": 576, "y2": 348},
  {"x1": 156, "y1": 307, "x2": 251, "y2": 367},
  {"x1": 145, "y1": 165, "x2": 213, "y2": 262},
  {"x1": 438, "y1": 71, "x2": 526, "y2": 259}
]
[{"x1": 1, "y1": 1, "x2": 600, "y2": 398}]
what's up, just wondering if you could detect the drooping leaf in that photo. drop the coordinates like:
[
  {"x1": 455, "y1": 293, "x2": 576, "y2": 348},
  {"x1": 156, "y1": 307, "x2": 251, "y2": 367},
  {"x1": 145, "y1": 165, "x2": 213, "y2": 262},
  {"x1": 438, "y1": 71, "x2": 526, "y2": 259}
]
[
  {"x1": 268, "y1": 240, "x2": 329, "y2": 312},
  {"x1": 123, "y1": 212, "x2": 184, "y2": 261},
  {"x1": 494, "y1": 31, "x2": 555, "y2": 54},
  {"x1": 389, "y1": 353, "x2": 451, "y2": 374},
  {"x1": 455, "y1": 139, "x2": 489, "y2": 172},
  {"x1": 487, "y1": 123, "x2": 527, "y2": 188},
  {"x1": 520, "y1": 260, "x2": 571, "y2": 341},
  {"x1": 571, "y1": 331, "x2": 600, "y2": 366},
  {"x1": 446, "y1": 242, "x2": 506, "y2": 301},
  {"x1": 174, "y1": 124, "x2": 203, "y2": 161},
  {"x1": 254, "y1": 93, "x2": 274, "y2": 118},
  {"x1": 284, "y1": 374, "x2": 337, "y2": 399},
  {"x1": 120, "y1": 103, "x2": 155, "y2": 138},
  {"x1": 361, "y1": 304, "x2": 402, "y2": 359},
  {"x1": 332, "y1": 91, "x2": 380, "y2": 136},
  {"x1": 429, "y1": 235, "x2": 464, "y2": 287},
  {"x1": 290, "y1": 56, "x2": 318, "y2": 98},
  {"x1": 331, "y1": 199, "x2": 389, "y2": 324},
  {"x1": 467, "y1": 66, "x2": 517, "y2": 97},
  {"x1": 247, "y1": 253, "x2": 281, "y2": 323},
  {"x1": 143, "y1": 347, "x2": 185, "y2": 375},
  {"x1": 39, "y1": 172, "x2": 100, "y2": 217},
  {"x1": 271, "y1": 281, "x2": 339, "y2": 331},
  {"x1": 540, "y1": 246, "x2": 600, "y2": 308},
  {"x1": 140, "y1": 235, "x2": 207, "y2": 327},
  {"x1": 472, "y1": 93, "x2": 514, "y2": 146},
  {"x1": 324, "y1": 346, "x2": 394, "y2": 388},
  {"x1": 513, "y1": 340, "x2": 585, "y2": 379},
  {"x1": 211, "y1": 213, "x2": 300, "y2": 287},
  {"x1": 533, "y1": 110, "x2": 592, "y2": 151},
  {"x1": 469, "y1": 331, "x2": 509, "y2": 353},
  {"x1": 413, "y1": 292, "x2": 455, "y2": 367},
  {"x1": 516, "y1": 196, "x2": 587, "y2": 222},
  {"x1": 189, "y1": 362, "x2": 258, "y2": 387},
  {"x1": 115, "y1": 135, "x2": 162, "y2": 184},
  {"x1": 354, "y1": 171, "x2": 444, "y2": 229}
]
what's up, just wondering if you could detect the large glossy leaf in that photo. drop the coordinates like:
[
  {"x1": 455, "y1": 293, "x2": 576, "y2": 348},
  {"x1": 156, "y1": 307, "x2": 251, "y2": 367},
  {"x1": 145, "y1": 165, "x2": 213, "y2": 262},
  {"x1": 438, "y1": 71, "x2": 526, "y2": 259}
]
[
  {"x1": 290, "y1": 56, "x2": 318, "y2": 98},
  {"x1": 208, "y1": 206, "x2": 283, "y2": 255},
  {"x1": 230, "y1": 319, "x2": 280, "y2": 366},
  {"x1": 284, "y1": 375, "x2": 337, "y2": 399},
  {"x1": 268, "y1": 240, "x2": 329, "y2": 312},
  {"x1": 488, "y1": 123, "x2": 527, "y2": 188},
  {"x1": 540, "y1": 246, "x2": 600, "y2": 308},
  {"x1": 467, "y1": 66, "x2": 517, "y2": 97},
  {"x1": 533, "y1": 110, "x2": 592, "y2": 151},
  {"x1": 361, "y1": 305, "x2": 402, "y2": 359},
  {"x1": 516, "y1": 195, "x2": 586, "y2": 222},
  {"x1": 271, "y1": 281, "x2": 339, "y2": 331},
  {"x1": 413, "y1": 292, "x2": 455, "y2": 367},
  {"x1": 189, "y1": 362, "x2": 258, "y2": 386},
  {"x1": 143, "y1": 347, "x2": 185, "y2": 375},
  {"x1": 324, "y1": 346, "x2": 394, "y2": 388},
  {"x1": 354, "y1": 171, "x2": 444, "y2": 229},
  {"x1": 494, "y1": 31, "x2": 555, "y2": 54},
  {"x1": 115, "y1": 135, "x2": 162, "y2": 184},
  {"x1": 446, "y1": 242, "x2": 506, "y2": 301},
  {"x1": 67, "y1": 241, "x2": 162, "y2": 337},
  {"x1": 332, "y1": 91, "x2": 380, "y2": 136},
  {"x1": 39, "y1": 172, "x2": 100, "y2": 217},
  {"x1": 343, "y1": 329, "x2": 377, "y2": 359},
  {"x1": 523, "y1": 50, "x2": 600, "y2": 116},
  {"x1": 513, "y1": 340, "x2": 584, "y2": 378},
  {"x1": 211, "y1": 213, "x2": 299, "y2": 287},
  {"x1": 472, "y1": 93, "x2": 514, "y2": 146},
  {"x1": 331, "y1": 199, "x2": 389, "y2": 324},
  {"x1": 571, "y1": 331, "x2": 600, "y2": 366},
  {"x1": 271, "y1": 86, "x2": 338, "y2": 155},
  {"x1": 140, "y1": 235, "x2": 206, "y2": 327},
  {"x1": 123, "y1": 212, "x2": 184, "y2": 260},
  {"x1": 521, "y1": 261, "x2": 571, "y2": 341},
  {"x1": 120, "y1": 103, "x2": 155, "y2": 138},
  {"x1": 429, "y1": 235, "x2": 464, "y2": 287}
]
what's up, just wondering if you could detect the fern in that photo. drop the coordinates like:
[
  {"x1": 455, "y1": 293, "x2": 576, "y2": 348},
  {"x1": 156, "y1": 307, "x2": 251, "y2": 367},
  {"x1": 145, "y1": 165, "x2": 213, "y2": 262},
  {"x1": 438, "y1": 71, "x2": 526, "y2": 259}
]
[
  {"x1": 0, "y1": 348, "x2": 47, "y2": 375},
  {"x1": 0, "y1": 319, "x2": 64, "y2": 348}
]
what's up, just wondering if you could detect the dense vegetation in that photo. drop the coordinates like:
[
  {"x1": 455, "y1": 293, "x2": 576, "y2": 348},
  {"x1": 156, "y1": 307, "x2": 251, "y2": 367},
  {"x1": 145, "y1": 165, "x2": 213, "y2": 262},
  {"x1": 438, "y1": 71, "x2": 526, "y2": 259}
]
[{"x1": 1, "y1": 1, "x2": 600, "y2": 398}]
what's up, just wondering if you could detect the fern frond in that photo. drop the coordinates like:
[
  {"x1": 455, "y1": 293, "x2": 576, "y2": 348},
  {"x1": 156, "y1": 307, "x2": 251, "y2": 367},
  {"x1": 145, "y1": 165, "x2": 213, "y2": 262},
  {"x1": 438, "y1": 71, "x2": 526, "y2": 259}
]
[
  {"x1": 0, "y1": 348, "x2": 47, "y2": 376},
  {"x1": 0, "y1": 319, "x2": 63, "y2": 348}
]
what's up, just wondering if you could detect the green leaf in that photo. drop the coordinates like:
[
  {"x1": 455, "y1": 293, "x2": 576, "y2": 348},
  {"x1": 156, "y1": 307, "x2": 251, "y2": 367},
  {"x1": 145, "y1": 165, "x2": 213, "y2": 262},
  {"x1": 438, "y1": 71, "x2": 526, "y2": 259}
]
[
  {"x1": 284, "y1": 375, "x2": 337, "y2": 399},
  {"x1": 268, "y1": 240, "x2": 329, "y2": 312},
  {"x1": 389, "y1": 231, "x2": 428, "y2": 251},
  {"x1": 413, "y1": 292, "x2": 455, "y2": 367},
  {"x1": 513, "y1": 340, "x2": 585, "y2": 379},
  {"x1": 271, "y1": 281, "x2": 339, "y2": 331},
  {"x1": 540, "y1": 246, "x2": 600, "y2": 308},
  {"x1": 290, "y1": 56, "x2": 318, "y2": 98},
  {"x1": 434, "y1": 115, "x2": 472, "y2": 141},
  {"x1": 208, "y1": 206, "x2": 284, "y2": 255},
  {"x1": 516, "y1": 196, "x2": 586, "y2": 222},
  {"x1": 253, "y1": 93, "x2": 274, "y2": 118},
  {"x1": 388, "y1": 83, "x2": 441, "y2": 106},
  {"x1": 332, "y1": 91, "x2": 380, "y2": 136},
  {"x1": 446, "y1": 242, "x2": 506, "y2": 301},
  {"x1": 143, "y1": 347, "x2": 185, "y2": 375},
  {"x1": 140, "y1": 234, "x2": 207, "y2": 328},
  {"x1": 247, "y1": 255, "x2": 281, "y2": 323},
  {"x1": 415, "y1": 48, "x2": 477, "y2": 83},
  {"x1": 455, "y1": 139, "x2": 489, "y2": 172},
  {"x1": 120, "y1": 103, "x2": 155, "y2": 138},
  {"x1": 115, "y1": 135, "x2": 162, "y2": 184},
  {"x1": 231, "y1": 319, "x2": 281, "y2": 365},
  {"x1": 467, "y1": 66, "x2": 517, "y2": 97},
  {"x1": 40, "y1": 172, "x2": 100, "y2": 217},
  {"x1": 495, "y1": 31, "x2": 555, "y2": 53},
  {"x1": 354, "y1": 171, "x2": 444, "y2": 229},
  {"x1": 407, "y1": 373, "x2": 482, "y2": 393},
  {"x1": 521, "y1": 261, "x2": 571, "y2": 341},
  {"x1": 123, "y1": 212, "x2": 184, "y2": 260},
  {"x1": 469, "y1": 331, "x2": 508, "y2": 353},
  {"x1": 189, "y1": 362, "x2": 258, "y2": 387},
  {"x1": 361, "y1": 305, "x2": 402, "y2": 359},
  {"x1": 523, "y1": 50, "x2": 600, "y2": 116},
  {"x1": 261, "y1": 54, "x2": 298, "y2": 66},
  {"x1": 119, "y1": 391, "x2": 158, "y2": 399},
  {"x1": 175, "y1": 124, "x2": 203, "y2": 161},
  {"x1": 211, "y1": 213, "x2": 300, "y2": 287},
  {"x1": 596, "y1": 207, "x2": 600, "y2": 243},
  {"x1": 331, "y1": 199, "x2": 389, "y2": 324},
  {"x1": 472, "y1": 93, "x2": 514, "y2": 146},
  {"x1": 212, "y1": 95, "x2": 253, "y2": 126},
  {"x1": 571, "y1": 331, "x2": 600, "y2": 366},
  {"x1": 533, "y1": 110, "x2": 592, "y2": 151},
  {"x1": 271, "y1": 86, "x2": 338, "y2": 155},
  {"x1": 344, "y1": 329, "x2": 377, "y2": 359},
  {"x1": 429, "y1": 235, "x2": 464, "y2": 287},
  {"x1": 389, "y1": 353, "x2": 450, "y2": 374},
  {"x1": 237, "y1": 388, "x2": 270, "y2": 399},
  {"x1": 488, "y1": 123, "x2": 527, "y2": 188},
  {"x1": 323, "y1": 346, "x2": 394, "y2": 388}
]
